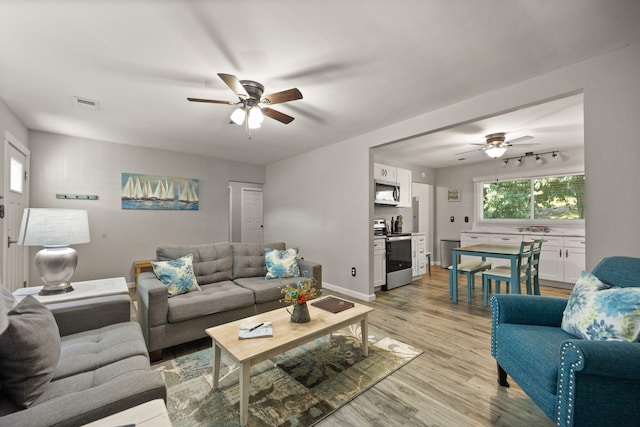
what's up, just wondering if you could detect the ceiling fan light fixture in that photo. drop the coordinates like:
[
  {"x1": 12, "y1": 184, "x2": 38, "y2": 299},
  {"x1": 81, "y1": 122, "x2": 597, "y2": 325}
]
[
  {"x1": 247, "y1": 107, "x2": 264, "y2": 129},
  {"x1": 230, "y1": 107, "x2": 246, "y2": 125},
  {"x1": 485, "y1": 146, "x2": 507, "y2": 158}
]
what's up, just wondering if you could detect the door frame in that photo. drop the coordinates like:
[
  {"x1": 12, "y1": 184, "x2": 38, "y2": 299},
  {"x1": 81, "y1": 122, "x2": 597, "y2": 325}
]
[{"x1": 2, "y1": 130, "x2": 30, "y2": 288}]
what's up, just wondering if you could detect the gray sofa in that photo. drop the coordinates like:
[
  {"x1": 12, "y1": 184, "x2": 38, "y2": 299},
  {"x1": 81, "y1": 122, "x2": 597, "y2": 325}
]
[
  {"x1": 137, "y1": 242, "x2": 322, "y2": 359},
  {"x1": 0, "y1": 291, "x2": 166, "y2": 427}
]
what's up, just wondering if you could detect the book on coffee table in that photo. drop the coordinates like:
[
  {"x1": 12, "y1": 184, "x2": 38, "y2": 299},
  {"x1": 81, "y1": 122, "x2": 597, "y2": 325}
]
[
  {"x1": 238, "y1": 321, "x2": 273, "y2": 339},
  {"x1": 311, "y1": 296, "x2": 355, "y2": 313}
]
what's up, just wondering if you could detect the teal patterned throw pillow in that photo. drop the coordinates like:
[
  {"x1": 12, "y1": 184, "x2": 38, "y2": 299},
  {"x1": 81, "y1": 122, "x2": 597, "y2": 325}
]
[
  {"x1": 152, "y1": 254, "x2": 201, "y2": 297},
  {"x1": 265, "y1": 247, "x2": 300, "y2": 279},
  {"x1": 561, "y1": 271, "x2": 640, "y2": 342}
]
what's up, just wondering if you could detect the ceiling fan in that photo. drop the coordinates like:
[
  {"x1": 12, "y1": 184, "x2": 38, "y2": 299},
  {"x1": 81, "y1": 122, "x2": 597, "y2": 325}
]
[
  {"x1": 456, "y1": 132, "x2": 535, "y2": 158},
  {"x1": 187, "y1": 73, "x2": 302, "y2": 131}
]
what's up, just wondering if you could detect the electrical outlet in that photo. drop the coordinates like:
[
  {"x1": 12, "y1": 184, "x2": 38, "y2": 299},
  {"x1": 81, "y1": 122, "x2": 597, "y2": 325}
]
[{"x1": 351, "y1": 267, "x2": 357, "y2": 277}]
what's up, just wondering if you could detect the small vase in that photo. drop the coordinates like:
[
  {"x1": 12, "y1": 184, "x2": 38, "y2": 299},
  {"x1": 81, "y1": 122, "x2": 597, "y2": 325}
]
[{"x1": 290, "y1": 302, "x2": 311, "y2": 323}]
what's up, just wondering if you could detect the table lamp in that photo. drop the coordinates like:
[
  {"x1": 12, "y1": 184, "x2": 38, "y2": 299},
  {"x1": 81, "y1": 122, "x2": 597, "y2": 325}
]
[{"x1": 18, "y1": 208, "x2": 90, "y2": 295}]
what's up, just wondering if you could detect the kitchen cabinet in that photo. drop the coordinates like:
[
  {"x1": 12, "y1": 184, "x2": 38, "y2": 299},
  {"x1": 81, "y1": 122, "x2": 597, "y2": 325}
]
[
  {"x1": 374, "y1": 237, "x2": 386, "y2": 287},
  {"x1": 412, "y1": 233, "x2": 427, "y2": 278},
  {"x1": 396, "y1": 167, "x2": 412, "y2": 207},
  {"x1": 373, "y1": 163, "x2": 396, "y2": 183},
  {"x1": 460, "y1": 233, "x2": 490, "y2": 264},
  {"x1": 524, "y1": 235, "x2": 586, "y2": 283}
]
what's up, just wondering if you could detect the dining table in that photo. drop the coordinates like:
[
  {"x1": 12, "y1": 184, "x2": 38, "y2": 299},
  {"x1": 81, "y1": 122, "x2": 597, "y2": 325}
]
[{"x1": 450, "y1": 243, "x2": 522, "y2": 303}]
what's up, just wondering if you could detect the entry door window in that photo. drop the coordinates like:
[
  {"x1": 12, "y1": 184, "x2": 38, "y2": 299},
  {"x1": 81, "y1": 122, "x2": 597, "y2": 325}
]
[{"x1": 10, "y1": 156, "x2": 24, "y2": 193}]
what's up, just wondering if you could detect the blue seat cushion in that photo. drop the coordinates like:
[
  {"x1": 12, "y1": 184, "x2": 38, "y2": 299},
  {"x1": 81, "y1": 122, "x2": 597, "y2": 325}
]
[{"x1": 495, "y1": 323, "x2": 577, "y2": 395}]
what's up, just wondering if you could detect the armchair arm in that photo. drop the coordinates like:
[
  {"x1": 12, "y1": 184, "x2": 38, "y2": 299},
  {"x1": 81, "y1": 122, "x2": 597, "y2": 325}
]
[
  {"x1": 491, "y1": 294, "x2": 567, "y2": 327},
  {"x1": 298, "y1": 259, "x2": 322, "y2": 291},
  {"x1": 557, "y1": 340, "x2": 640, "y2": 426},
  {"x1": 49, "y1": 295, "x2": 131, "y2": 337}
]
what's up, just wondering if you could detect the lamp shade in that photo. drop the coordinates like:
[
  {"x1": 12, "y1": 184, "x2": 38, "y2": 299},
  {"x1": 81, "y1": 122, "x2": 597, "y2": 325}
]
[
  {"x1": 485, "y1": 146, "x2": 507, "y2": 158},
  {"x1": 18, "y1": 208, "x2": 90, "y2": 247}
]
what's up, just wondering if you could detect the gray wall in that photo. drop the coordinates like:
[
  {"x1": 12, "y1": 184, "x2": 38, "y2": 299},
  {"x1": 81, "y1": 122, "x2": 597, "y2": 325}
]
[
  {"x1": 28, "y1": 131, "x2": 265, "y2": 284},
  {"x1": 265, "y1": 42, "x2": 640, "y2": 301}
]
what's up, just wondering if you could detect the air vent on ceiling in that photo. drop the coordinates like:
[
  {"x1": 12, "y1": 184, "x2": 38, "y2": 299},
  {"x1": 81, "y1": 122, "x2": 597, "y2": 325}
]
[{"x1": 73, "y1": 96, "x2": 100, "y2": 110}]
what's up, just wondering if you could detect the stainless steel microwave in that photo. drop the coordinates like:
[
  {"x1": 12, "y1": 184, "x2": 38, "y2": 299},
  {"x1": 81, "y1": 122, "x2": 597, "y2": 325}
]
[{"x1": 374, "y1": 180, "x2": 400, "y2": 205}]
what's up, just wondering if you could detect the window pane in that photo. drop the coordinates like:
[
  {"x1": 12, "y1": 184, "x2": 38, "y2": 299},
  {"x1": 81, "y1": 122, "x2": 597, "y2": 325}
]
[
  {"x1": 10, "y1": 156, "x2": 23, "y2": 193},
  {"x1": 533, "y1": 175, "x2": 585, "y2": 219},
  {"x1": 483, "y1": 180, "x2": 531, "y2": 219}
]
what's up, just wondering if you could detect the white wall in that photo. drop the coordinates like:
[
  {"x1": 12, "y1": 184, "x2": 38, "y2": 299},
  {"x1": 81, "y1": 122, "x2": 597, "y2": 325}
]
[
  {"x1": 28, "y1": 131, "x2": 265, "y2": 285},
  {"x1": 265, "y1": 42, "x2": 640, "y2": 300}
]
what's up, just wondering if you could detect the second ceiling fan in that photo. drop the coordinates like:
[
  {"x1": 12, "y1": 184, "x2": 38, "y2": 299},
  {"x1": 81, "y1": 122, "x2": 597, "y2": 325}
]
[
  {"x1": 188, "y1": 73, "x2": 303, "y2": 131},
  {"x1": 456, "y1": 132, "x2": 535, "y2": 158}
]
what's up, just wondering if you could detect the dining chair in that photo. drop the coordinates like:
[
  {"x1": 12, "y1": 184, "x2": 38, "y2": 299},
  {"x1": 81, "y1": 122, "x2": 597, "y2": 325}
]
[
  {"x1": 481, "y1": 240, "x2": 534, "y2": 306},
  {"x1": 448, "y1": 260, "x2": 492, "y2": 302},
  {"x1": 529, "y1": 238, "x2": 544, "y2": 295}
]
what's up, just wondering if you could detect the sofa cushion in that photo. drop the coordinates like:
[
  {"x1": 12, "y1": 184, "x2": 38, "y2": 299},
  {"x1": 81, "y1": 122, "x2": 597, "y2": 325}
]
[
  {"x1": 54, "y1": 322, "x2": 149, "y2": 381},
  {"x1": 157, "y1": 243, "x2": 233, "y2": 285},
  {"x1": 152, "y1": 254, "x2": 201, "y2": 297},
  {"x1": 167, "y1": 281, "x2": 255, "y2": 323},
  {"x1": 233, "y1": 276, "x2": 299, "y2": 304},
  {"x1": 495, "y1": 323, "x2": 575, "y2": 395},
  {"x1": 265, "y1": 247, "x2": 300, "y2": 279},
  {"x1": 561, "y1": 271, "x2": 640, "y2": 341},
  {"x1": 0, "y1": 296, "x2": 61, "y2": 408},
  {"x1": 232, "y1": 242, "x2": 286, "y2": 279}
]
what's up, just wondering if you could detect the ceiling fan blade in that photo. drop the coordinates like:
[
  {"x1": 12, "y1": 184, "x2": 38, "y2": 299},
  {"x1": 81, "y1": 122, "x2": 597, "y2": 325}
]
[
  {"x1": 262, "y1": 88, "x2": 303, "y2": 105},
  {"x1": 455, "y1": 147, "x2": 484, "y2": 156},
  {"x1": 505, "y1": 135, "x2": 534, "y2": 145},
  {"x1": 262, "y1": 107, "x2": 295, "y2": 124},
  {"x1": 187, "y1": 97, "x2": 234, "y2": 105},
  {"x1": 217, "y1": 73, "x2": 249, "y2": 99}
]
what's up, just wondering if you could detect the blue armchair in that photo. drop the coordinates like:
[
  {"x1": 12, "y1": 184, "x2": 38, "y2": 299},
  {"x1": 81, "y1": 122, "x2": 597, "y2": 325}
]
[{"x1": 491, "y1": 256, "x2": 640, "y2": 427}]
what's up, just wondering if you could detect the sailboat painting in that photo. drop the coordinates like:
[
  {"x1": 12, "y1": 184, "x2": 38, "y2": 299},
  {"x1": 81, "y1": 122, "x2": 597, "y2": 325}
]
[{"x1": 121, "y1": 173, "x2": 199, "y2": 210}]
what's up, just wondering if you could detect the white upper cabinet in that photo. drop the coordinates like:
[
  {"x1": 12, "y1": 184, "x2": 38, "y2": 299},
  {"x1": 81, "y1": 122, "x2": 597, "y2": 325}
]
[
  {"x1": 374, "y1": 163, "x2": 397, "y2": 182},
  {"x1": 396, "y1": 167, "x2": 412, "y2": 207}
]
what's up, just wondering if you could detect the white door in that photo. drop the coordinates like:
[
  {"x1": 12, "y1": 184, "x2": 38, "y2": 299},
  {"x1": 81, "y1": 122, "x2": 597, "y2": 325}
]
[
  {"x1": 241, "y1": 188, "x2": 263, "y2": 243},
  {"x1": 2, "y1": 131, "x2": 30, "y2": 291}
]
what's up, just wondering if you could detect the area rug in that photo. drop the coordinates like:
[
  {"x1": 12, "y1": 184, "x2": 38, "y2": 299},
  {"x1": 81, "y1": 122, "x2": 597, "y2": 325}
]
[{"x1": 153, "y1": 324, "x2": 422, "y2": 426}]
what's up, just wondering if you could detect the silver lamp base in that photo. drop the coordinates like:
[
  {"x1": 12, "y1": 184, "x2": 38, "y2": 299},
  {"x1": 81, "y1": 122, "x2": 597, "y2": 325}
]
[{"x1": 35, "y1": 246, "x2": 78, "y2": 295}]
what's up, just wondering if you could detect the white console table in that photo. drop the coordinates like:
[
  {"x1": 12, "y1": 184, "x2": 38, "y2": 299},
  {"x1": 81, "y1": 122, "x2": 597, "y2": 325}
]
[{"x1": 13, "y1": 277, "x2": 129, "y2": 305}]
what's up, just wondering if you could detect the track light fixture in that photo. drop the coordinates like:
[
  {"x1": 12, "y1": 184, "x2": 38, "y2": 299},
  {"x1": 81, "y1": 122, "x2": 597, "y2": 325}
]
[{"x1": 500, "y1": 150, "x2": 564, "y2": 167}]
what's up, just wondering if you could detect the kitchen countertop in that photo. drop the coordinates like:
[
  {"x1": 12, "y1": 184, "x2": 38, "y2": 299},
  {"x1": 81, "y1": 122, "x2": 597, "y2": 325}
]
[{"x1": 460, "y1": 230, "x2": 585, "y2": 238}]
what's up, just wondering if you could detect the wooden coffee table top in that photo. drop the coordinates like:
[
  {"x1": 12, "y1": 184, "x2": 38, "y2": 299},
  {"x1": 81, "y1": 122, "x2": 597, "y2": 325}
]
[{"x1": 205, "y1": 296, "x2": 373, "y2": 363}]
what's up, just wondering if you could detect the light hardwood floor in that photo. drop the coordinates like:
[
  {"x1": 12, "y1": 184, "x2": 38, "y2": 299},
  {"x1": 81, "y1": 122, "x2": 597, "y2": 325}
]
[
  {"x1": 143, "y1": 268, "x2": 571, "y2": 426},
  {"x1": 318, "y1": 268, "x2": 570, "y2": 427}
]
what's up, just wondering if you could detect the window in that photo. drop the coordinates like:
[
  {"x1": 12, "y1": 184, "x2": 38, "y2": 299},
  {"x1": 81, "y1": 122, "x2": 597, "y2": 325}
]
[
  {"x1": 10, "y1": 156, "x2": 23, "y2": 193},
  {"x1": 480, "y1": 173, "x2": 584, "y2": 222}
]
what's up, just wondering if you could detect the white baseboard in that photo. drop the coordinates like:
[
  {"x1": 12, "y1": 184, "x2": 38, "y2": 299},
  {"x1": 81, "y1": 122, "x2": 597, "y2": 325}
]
[{"x1": 321, "y1": 282, "x2": 376, "y2": 302}]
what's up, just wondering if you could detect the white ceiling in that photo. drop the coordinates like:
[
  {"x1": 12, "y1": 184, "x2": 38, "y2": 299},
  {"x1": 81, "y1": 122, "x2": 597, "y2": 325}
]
[
  {"x1": 1, "y1": 1, "x2": 639, "y2": 166},
  {"x1": 374, "y1": 92, "x2": 584, "y2": 168}
]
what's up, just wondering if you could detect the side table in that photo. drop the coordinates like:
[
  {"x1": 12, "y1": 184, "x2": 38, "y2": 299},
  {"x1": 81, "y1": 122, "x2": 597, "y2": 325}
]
[
  {"x1": 135, "y1": 259, "x2": 154, "y2": 287},
  {"x1": 13, "y1": 277, "x2": 129, "y2": 305}
]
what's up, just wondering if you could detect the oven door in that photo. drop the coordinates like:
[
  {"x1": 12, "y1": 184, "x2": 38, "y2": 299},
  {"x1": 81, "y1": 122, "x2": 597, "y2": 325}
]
[{"x1": 384, "y1": 236, "x2": 413, "y2": 290}]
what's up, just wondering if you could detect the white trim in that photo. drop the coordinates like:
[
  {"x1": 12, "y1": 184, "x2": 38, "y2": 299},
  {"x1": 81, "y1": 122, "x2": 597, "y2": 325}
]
[{"x1": 322, "y1": 282, "x2": 376, "y2": 302}]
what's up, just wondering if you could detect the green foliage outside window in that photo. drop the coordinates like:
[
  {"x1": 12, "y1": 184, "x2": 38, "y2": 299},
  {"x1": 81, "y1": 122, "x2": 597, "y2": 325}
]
[{"x1": 482, "y1": 174, "x2": 585, "y2": 221}]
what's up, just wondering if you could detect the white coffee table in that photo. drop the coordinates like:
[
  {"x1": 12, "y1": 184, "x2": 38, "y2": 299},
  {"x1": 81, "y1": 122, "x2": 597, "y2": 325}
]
[
  {"x1": 206, "y1": 296, "x2": 374, "y2": 426},
  {"x1": 13, "y1": 277, "x2": 129, "y2": 305},
  {"x1": 81, "y1": 399, "x2": 170, "y2": 427}
]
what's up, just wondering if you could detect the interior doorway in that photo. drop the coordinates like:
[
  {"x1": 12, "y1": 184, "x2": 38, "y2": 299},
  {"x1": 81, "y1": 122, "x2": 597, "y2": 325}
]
[
  {"x1": 2, "y1": 131, "x2": 30, "y2": 291},
  {"x1": 228, "y1": 181, "x2": 263, "y2": 243}
]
